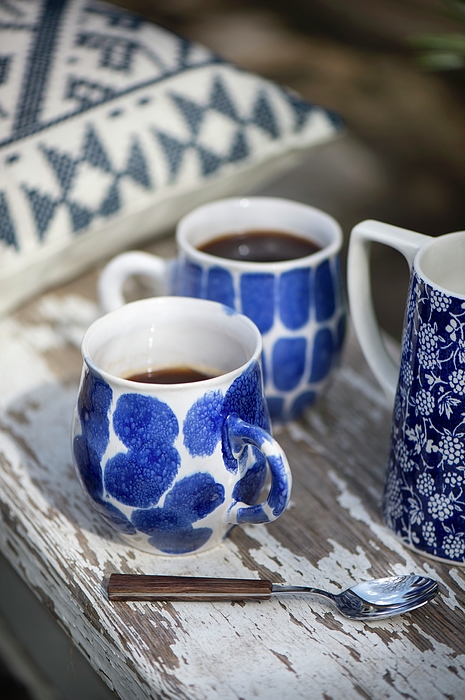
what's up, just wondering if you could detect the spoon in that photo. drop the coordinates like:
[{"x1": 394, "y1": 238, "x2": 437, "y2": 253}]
[{"x1": 107, "y1": 573, "x2": 438, "y2": 621}]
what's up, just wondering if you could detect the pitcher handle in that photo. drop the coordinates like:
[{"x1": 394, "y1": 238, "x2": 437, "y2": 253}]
[
  {"x1": 224, "y1": 414, "x2": 292, "y2": 525},
  {"x1": 98, "y1": 251, "x2": 172, "y2": 313},
  {"x1": 347, "y1": 220, "x2": 430, "y2": 406}
]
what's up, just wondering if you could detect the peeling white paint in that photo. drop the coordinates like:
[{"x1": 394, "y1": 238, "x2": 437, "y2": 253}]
[
  {"x1": 0, "y1": 294, "x2": 98, "y2": 410},
  {"x1": 287, "y1": 421, "x2": 328, "y2": 455},
  {"x1": 0, "y1": 290, "x2": 463, "y2": 700},
  {"x1": 0, "y1": 317, "x2": 55, "y2": 408},
  {"x1": 36, "y1": 294, "x2": 100, "y2": 348}
]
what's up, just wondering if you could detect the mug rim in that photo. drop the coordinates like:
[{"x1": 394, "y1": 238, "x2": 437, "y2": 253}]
[
  {"x1": 81, "y1": 296, "x2": 263, "y2": 391},
  {"x1": 176, "y1": 196, "x2": 343, "y2": 271},
  {"x1": 415, "y1": 229, "x2": 465, "y2": 300}
]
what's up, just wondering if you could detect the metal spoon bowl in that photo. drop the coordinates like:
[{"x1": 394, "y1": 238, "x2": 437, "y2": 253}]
[
  {"x1": 273, "y1": 574, "x2": 439, "y2": 620},
  {"x1": 108, "y1": 573, "x2": 439, "y2": 621}
]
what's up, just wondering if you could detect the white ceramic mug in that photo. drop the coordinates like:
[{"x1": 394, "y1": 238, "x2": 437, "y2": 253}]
[
  {"x1": 98, "y1": 197, "x2": 346, "y2": 422},
  {"x1": 72, "y1": 296, "x2": 291, "y2": 555},
  {"x1": 348, "y1": 219, "x2": 465, "y2": 563}
]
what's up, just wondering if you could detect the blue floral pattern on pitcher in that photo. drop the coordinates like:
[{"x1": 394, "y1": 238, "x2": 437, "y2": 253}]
[{"x1": 384, "y1": 270, "x2": 465, "y2": 561}]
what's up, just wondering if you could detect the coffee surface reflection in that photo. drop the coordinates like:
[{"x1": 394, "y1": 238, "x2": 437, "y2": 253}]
[
  {"x1": 125, "y1": 367, "x2": 217, "y2": 384},
  {"x1": 198, "y1": 229, "x2": 320, "y2": 263}
]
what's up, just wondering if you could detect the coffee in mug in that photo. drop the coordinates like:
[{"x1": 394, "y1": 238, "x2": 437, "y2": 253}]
[
  {"x1": 198, "y1": 229, "x2": 321, "y2": 262},
  {"x1": 72, "y1": 296, "x2": 292, "y2": 555},
  {"x1": 98, "y1": 197, "x2": 346, "y2": 422},
  {"x1": 125, "y1": 366, "x2": 218, "y2": 384}
]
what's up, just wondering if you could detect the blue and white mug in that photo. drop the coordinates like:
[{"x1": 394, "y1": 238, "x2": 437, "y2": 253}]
[
  {"x1": 348, "y1": 220, "x2": 465, "y2": 563},
  {"x1": 98, "y1": 197, "x2": 346, "y2": 422},
  {"x1": 72, "y1": 296, "x2": 291, "y2": 555}
]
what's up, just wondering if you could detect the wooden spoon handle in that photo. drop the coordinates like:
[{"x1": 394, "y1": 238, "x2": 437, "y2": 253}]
[{"x1": 108, "y1": 574, "x2": 273, "y2": 602}]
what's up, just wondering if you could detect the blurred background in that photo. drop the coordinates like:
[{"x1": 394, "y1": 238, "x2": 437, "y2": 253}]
[
  {"x1": 2, "y1": 0, "x2": 465, "y2": 698},
  {"x1": 109, "y1": 0, "x2": 465, "y2": 341}
]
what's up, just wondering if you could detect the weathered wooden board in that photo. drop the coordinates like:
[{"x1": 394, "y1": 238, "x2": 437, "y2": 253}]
[{"x1": 0, "y1": 236, "x2": 464, "y2": 699}]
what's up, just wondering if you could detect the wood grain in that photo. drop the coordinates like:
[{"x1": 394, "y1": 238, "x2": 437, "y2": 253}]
[
  {"x1": 108, "y1": 574, "x2": 273, "y2": 601},
  {"x1": 0, "y1": 240, "x2": 465, "y2": 700}
]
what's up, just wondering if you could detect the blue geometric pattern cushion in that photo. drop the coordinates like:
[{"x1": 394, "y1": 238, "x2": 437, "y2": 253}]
[{"x1": 0, "y1": 0, "x2": 343, "y2": 317}]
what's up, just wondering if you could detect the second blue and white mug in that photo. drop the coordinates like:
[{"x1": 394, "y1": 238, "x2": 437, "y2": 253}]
[{"x1": 99, "y1": 197, "x2": 346, "y2": 422}]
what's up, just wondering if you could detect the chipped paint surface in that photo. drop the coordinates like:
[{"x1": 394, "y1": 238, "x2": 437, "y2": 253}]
[{"x1": 1, "y1": 289, "x2": 465, "y2": 699}]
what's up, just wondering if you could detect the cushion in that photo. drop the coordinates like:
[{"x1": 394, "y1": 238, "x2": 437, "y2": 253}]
[{"x1": 0, "y1": 0, "x2": 343, "y2": 317}]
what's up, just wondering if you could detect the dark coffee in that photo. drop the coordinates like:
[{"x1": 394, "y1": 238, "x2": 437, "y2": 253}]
[
  {"x1": 198, "y1": 229, "x2": 321, "y2": 263},
  {"x1": 125, "y1": 366, "x2": 217, "y2": 384}
]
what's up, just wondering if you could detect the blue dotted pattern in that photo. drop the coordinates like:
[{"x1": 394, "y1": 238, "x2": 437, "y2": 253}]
[
  {"x1": 289, "y1": 391, "x2": 316, "y2": 420},
  {"x1": 309, "y1": 327, "x2": 334, "y2": 383},
  {"x1": 73, "y1": 371, "x2": 136, "y2": 534},
  {"x1": 279, "y1": 268, "x2": 310, "y2": 330},
  {"x1": 261, "y1": 353, "x2": 268, "y2": 395},
  {"x1": 131, "y1": 473, "x2": 225, "y2": 554},
  {"x1": 73, "y1": 359, "x2": 286, "y2": 550},
  {"x1": 183, "y1": 362, "x2": 269, "y2": 467},
  {"x1": 232, "y1": 447, "x2": 267, "y2": 505},
  {"x1": 222, "y1": 361, "x2": 271, "y2": 472},
  {"x1": 91, "y1": 500, "x2": 138, "y2": 536},
  {"x1": 267, "y1": 453, "x2": 289, "y2": 515},
  {"x1": 226, "y1": 414, "x2": 289, "y2": 524},
  {"x1": 177, "y1": 260, "x2": 203, "y2": 297},
  {"x1": 272, "y1": 337, "x2": 307, "y2": 391},
  {"x1": 73, "y1": 370, "x2": 111, "y2": 501},
  {"x1": 173, "y1": 251, "x2": 345, "y2": 421},
  {"x1": 336, "y1": 314, "x2": 346, "y2": 352},
  {"x1": 266, "y1": 396, "x2": 284, "y2": 420},
  {"x1": 183, "y1": 390, "x2": 223, "y2": 457},
  {"x1": 104, "y1": 393, "x2": 180, "y2": 508},
  {"x1": 164, "y1": 363, "x2": 272, "y2": 518},
  {"x1": 240, "y1": 273, "x2": 275, "y2": 334},
  {"x1": 206, "y1": 267, "x2": 235, "y2": 307},
  {"x1": 315, "y1": 259, "x2": 335, "y2": 322},
  {"x1": 188, "y1": 361, "x2": 270, "y2": 472},
  {"x1": 223, "y1": 361, "x2": 270, "y2": 431}
]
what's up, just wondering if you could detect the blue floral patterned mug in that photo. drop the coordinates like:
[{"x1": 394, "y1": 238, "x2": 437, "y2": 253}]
[
  {"x1": 72, "y1": 296, "x2": 291, "y2": 555},
  {"x1": 98, "y1": 197, "x2": 346, "y2": 422},
  {"x1": 348, "y1": 220, "x2": 465, "y2": 563}
]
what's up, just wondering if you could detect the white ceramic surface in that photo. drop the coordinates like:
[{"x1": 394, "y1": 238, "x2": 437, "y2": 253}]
[{"x1": 72, "y1": 297, "x2": 292, "y2": 554}]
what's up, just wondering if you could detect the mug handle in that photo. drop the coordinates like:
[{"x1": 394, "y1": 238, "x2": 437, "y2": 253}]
[
  {"x1": 224, "y1": 414, "x2": 292, "y2": 525},
  {"x1": 347, "y1": 220, "x2": 431, "y2": 406},
  {"x1": 98, "y1": 251, "x2": 172, "y2": 313}
]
